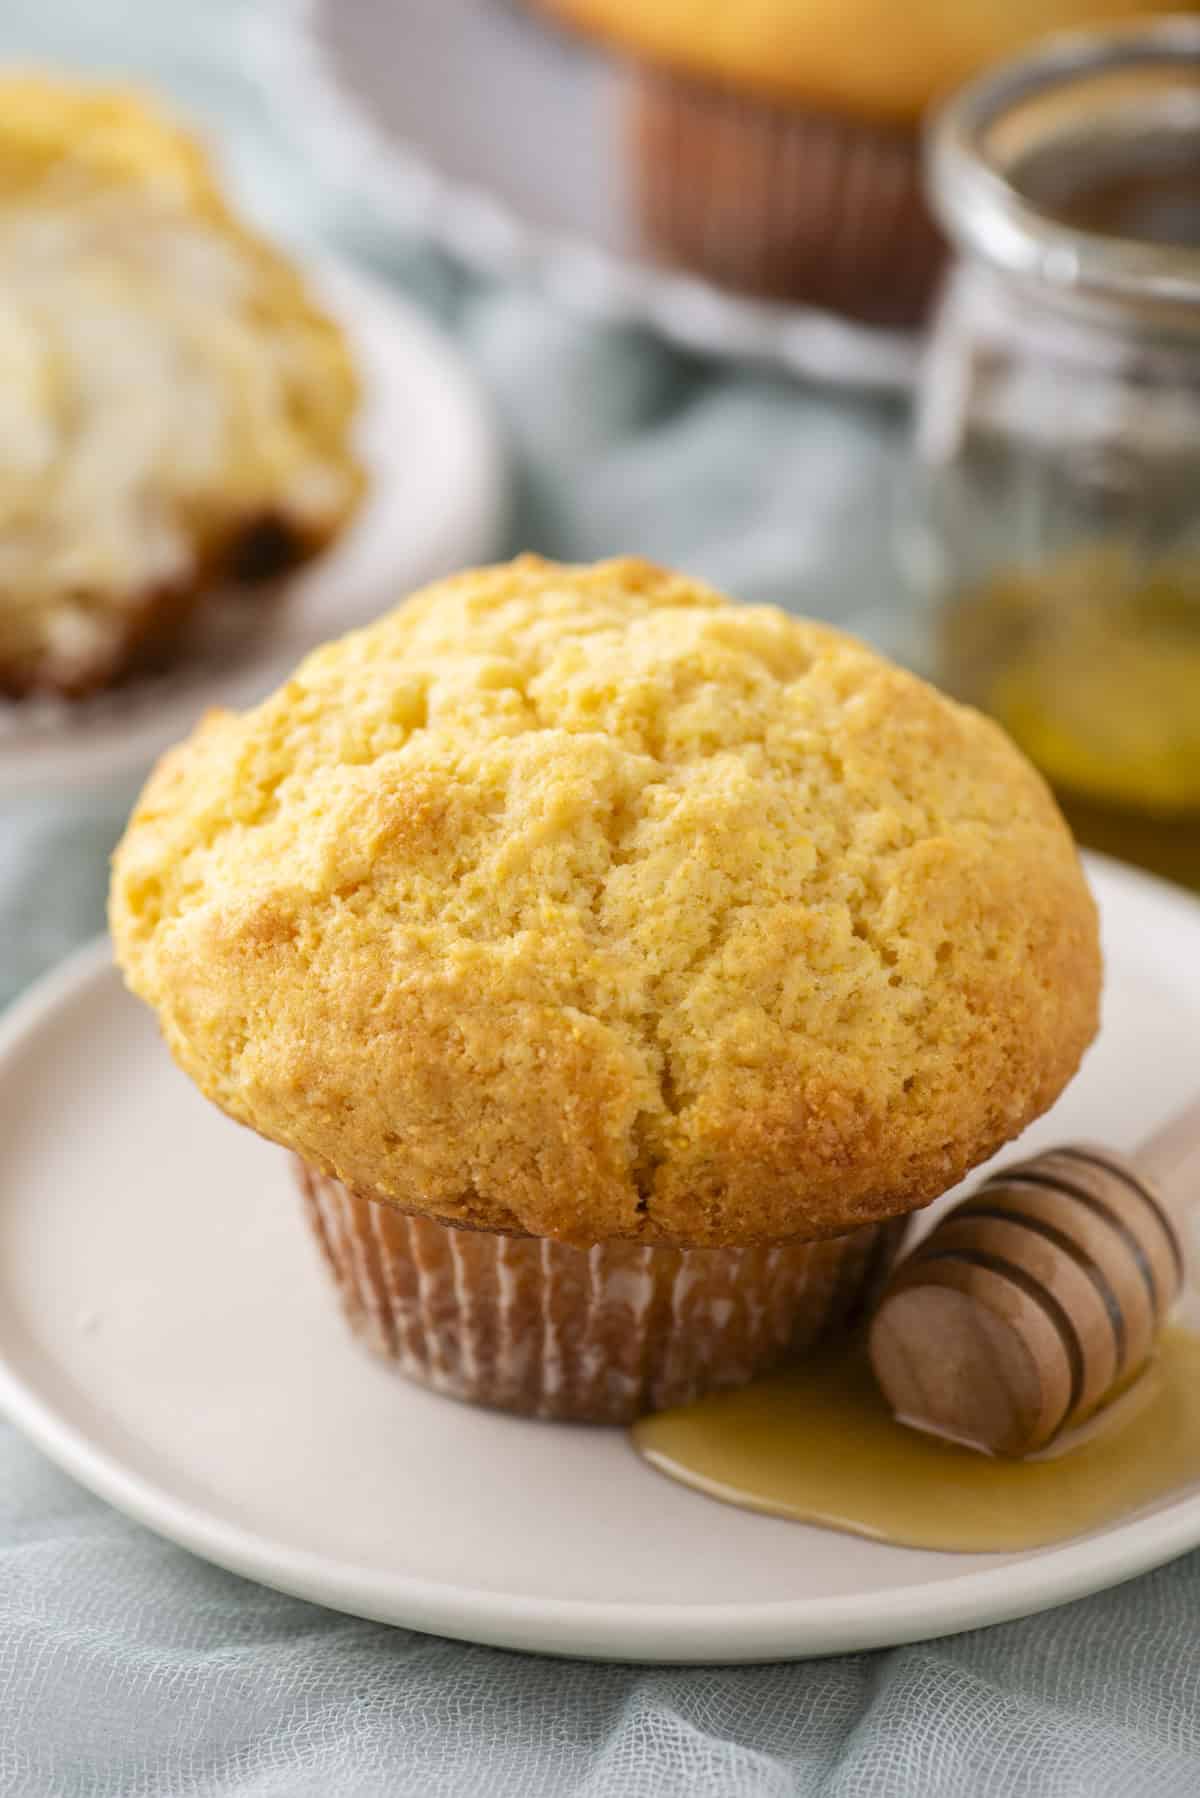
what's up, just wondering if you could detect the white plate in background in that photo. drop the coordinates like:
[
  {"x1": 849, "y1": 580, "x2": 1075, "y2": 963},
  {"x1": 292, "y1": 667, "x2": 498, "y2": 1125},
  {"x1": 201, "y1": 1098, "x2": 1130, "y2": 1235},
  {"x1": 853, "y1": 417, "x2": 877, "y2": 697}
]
[
  {"x1": 0, "y1": 256, "x2": 507, "y2": 796},
  {"x1": 1, "y1": 857, "x2": 1199, "y2": 1662},
  {"x1": 254, "y1": 0, "x2": 921, "y2": 393}
]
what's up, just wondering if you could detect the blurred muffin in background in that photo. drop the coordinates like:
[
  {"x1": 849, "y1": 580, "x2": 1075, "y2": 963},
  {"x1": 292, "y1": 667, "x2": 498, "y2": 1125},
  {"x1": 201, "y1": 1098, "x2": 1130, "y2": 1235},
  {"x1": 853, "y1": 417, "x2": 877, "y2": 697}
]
[
  {"x1": 0, "y1": 73, "x2": 363, "y2": 699},
  {"x1": 534, "y1": 0, "x2": 1193, "y2": 326}
]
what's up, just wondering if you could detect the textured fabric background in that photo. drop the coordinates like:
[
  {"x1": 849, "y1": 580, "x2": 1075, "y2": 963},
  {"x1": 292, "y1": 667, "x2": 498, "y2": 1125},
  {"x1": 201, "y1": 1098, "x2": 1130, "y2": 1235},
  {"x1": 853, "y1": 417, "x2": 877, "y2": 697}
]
[{"x1": 0, "y1": 3, "x2": 1197, "y2": 1793}]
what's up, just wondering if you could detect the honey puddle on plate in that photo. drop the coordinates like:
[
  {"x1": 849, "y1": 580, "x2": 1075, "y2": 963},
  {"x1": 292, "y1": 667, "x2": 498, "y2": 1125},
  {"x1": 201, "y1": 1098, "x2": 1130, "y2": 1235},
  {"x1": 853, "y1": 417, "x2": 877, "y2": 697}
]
[{"x1": 633, "y1": 1327, "x2": 1200, "y2": 1553}]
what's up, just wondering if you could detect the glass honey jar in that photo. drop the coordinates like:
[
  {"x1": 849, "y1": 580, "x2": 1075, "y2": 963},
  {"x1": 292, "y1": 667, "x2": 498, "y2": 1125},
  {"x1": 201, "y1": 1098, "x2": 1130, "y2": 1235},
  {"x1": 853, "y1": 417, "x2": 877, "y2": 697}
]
[{"x1": 908, "y1": 19, "x2": 1200, "y2": 889}]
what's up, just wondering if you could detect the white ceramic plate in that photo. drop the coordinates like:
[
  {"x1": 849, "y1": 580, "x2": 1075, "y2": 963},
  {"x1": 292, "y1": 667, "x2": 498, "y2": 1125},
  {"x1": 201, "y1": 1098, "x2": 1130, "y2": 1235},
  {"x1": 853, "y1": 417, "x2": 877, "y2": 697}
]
[
  {"x1": 0, "y1": 256, "x2": 507, "y2": 796},
  {"x1": 1, "y1": 855, "x2": 1199, "y2": 1664},
  {"x1": 253, "y1": 0, "x2": 921, "y2": 393}
]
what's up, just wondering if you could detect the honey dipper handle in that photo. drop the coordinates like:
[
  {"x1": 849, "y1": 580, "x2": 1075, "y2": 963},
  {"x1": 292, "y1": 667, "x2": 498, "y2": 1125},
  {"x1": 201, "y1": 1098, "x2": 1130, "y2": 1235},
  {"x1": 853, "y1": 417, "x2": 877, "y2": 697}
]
[
  {"x1": 1136, "y1": 1092, "x2": 1200, "y2": 1210},
  {"x1": 868, "y1": 1095, "x2": 1200, "y2": 1458}
]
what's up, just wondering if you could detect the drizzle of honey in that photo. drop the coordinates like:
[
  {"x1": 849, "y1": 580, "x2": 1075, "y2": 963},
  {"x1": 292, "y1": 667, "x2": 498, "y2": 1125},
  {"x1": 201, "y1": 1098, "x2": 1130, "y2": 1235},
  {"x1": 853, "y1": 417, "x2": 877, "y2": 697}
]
[{"x1": 632, "y1": 1327, "x2": 1200, "y2": 1553}]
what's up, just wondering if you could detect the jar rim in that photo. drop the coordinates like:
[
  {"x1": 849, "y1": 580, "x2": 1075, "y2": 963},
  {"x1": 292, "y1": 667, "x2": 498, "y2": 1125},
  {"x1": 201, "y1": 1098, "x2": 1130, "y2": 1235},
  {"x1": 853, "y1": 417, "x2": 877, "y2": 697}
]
[{"x1": 928, "y1": 17, "x2": 1200, "y2": 309}]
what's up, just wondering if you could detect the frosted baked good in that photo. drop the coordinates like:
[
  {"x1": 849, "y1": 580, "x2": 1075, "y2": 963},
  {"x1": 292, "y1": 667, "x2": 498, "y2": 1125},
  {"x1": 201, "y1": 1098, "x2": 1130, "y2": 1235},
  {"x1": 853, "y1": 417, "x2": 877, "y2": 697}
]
[{"x1": 0, "y1": 74, "x2": 362, "y2": 696}]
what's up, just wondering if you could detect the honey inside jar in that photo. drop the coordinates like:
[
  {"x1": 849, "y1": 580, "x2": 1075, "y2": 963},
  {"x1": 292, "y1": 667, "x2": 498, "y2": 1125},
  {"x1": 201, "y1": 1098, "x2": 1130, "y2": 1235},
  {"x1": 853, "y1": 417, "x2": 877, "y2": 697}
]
[
  {"x1": 915, "y1": 24, "x2": 1200, "y2": 891},
  {"x1": 939, "y1": 546, "x2": 1200, "y2": 890}
]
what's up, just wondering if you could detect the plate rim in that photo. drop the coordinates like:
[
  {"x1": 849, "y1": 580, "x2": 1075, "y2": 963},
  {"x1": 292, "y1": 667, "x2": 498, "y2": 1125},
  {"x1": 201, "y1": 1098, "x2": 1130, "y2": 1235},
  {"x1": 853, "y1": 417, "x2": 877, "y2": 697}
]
[
  {"x1": 3, "y1": 854, "x2": 1200, "y2": 1663},
  {"x1": 248, "y1": 0, "x2": 921, "y2": 395},
  {"x1": 0, "y1": 252, "x2": 509, "y2": 798}
]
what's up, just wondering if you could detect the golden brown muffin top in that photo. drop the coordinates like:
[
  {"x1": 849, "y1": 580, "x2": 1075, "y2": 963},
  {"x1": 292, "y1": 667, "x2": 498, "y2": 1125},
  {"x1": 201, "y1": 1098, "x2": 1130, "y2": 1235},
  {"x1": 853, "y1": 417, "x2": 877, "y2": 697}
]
[
  {"x1": 111, "y1": 557, "x2": 1100, "y2": 1248},
  {"x1": 540, "y1": 0, "x2": 1191, "y2": 123}
]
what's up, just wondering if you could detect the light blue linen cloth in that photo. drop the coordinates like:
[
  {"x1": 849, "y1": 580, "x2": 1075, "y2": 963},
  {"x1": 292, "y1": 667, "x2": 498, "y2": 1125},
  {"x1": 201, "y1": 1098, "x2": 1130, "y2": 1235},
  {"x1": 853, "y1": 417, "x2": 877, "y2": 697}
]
[{"x1": 1, "y1": 4, "x2": 1198, "y2": 1793}]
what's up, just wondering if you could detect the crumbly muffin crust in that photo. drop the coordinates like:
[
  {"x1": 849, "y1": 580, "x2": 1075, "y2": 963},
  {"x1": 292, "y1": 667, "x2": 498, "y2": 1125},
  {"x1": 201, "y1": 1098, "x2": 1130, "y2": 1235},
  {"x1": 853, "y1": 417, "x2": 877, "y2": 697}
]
[{"x1": 111, "y1": 556, "x2": 1101, "y2": 1247}]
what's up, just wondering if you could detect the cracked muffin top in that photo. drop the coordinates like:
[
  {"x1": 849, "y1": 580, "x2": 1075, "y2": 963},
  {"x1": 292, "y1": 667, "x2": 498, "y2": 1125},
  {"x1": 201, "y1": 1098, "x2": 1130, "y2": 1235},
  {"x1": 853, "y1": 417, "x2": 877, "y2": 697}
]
[{"x1": 110, "y1": 556, "x2": 1100, "y2": 1247}]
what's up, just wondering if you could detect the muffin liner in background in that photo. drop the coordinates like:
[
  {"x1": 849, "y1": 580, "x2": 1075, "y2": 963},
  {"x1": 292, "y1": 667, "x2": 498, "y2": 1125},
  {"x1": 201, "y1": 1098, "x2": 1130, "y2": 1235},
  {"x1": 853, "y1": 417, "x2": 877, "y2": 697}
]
[
  {"x1": 629, "y1": 68, "x2": 946, "y2": 327},
  {"x1": 297, "y1": 1159, "x2": 904, "y2": 1424}
]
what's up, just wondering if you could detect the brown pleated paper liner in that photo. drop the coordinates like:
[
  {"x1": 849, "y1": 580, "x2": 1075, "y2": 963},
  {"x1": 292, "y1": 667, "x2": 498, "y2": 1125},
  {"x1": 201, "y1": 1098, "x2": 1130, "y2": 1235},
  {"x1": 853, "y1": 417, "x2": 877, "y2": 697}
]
[
  {"x1": 630, "y1": 67, "x2": 946, "y2": 327},
  {"x1": 297, "y1": 1159, "x2": 902, "y2": 1424}
]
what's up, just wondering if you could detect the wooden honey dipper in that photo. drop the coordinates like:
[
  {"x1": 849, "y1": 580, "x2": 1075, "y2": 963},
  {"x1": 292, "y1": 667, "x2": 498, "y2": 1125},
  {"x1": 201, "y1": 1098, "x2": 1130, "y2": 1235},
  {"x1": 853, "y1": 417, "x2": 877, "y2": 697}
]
[{"x1": 868, "y1": 1095, "x2": 1200, "y2": 1458}]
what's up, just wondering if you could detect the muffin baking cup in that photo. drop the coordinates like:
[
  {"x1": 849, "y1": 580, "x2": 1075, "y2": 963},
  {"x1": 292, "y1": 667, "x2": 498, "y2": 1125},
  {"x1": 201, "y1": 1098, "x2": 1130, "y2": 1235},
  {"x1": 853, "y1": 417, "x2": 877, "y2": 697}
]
[
  {"x1": 297, "y1": 1160, "x2": 903, "y2": 1424},
  {"x1": 629, "y1": 68, "x2": 946, "y2": 327}
]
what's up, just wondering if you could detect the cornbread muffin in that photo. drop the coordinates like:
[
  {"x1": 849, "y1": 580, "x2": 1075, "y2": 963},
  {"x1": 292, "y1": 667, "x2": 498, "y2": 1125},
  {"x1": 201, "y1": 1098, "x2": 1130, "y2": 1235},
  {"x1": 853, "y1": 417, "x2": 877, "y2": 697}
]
[
  {"x1": 111, "y1": 555, "x2": 1101, "y2": 1420},
  {"x1": 536, "y1": 0, "x2": 1191, "y2": 322},
  {"x1": 0, "y1": 73, "x2": 363, "y2": 698}
]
